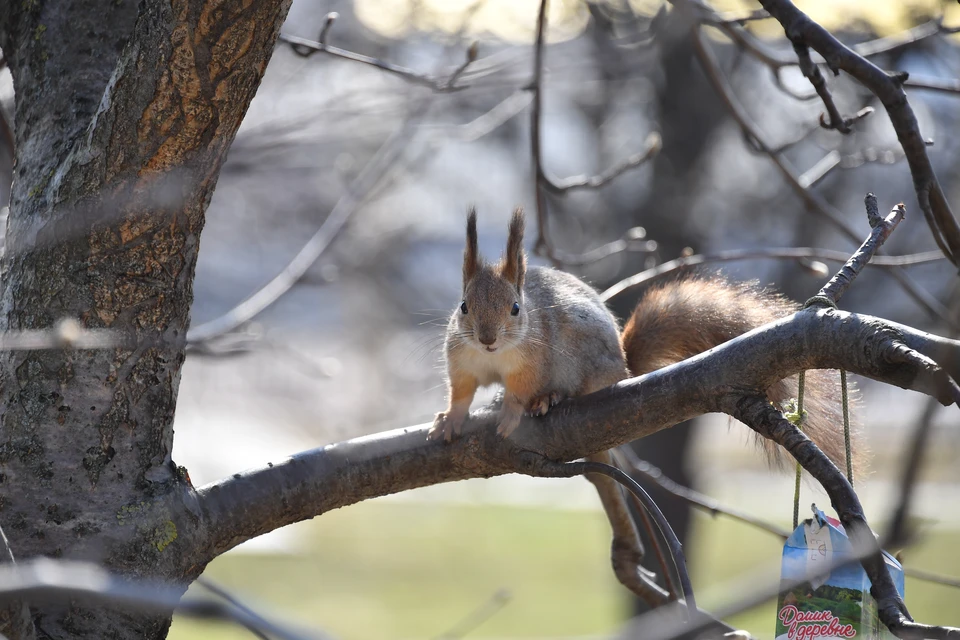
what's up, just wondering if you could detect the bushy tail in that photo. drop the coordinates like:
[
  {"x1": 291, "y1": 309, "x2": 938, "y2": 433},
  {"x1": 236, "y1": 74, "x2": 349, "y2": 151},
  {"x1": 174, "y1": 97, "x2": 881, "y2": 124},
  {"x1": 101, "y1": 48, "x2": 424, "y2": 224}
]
[{"x1": 620, "y1": 276, "x2": 862, "y2": 475}]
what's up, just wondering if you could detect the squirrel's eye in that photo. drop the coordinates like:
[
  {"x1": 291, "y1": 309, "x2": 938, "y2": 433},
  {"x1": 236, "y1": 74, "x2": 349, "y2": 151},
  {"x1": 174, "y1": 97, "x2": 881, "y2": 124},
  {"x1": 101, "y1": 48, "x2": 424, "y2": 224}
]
[
  {"x1": 460, "y1": 301, "x2": 468, "y2": 315},
  {"x1": 511, "y1": 302, "x2": 520, "y2": 316}
]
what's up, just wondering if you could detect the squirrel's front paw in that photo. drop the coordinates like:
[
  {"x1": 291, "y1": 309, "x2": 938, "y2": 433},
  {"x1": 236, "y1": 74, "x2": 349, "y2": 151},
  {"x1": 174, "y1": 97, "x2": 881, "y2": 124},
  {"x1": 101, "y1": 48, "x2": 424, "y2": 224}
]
[
  {"x1": 525, "y1": 391, "x2": 564, "y2": 417},
  {"x1": 428, "y1": 412, "x2": 463, "y2": 442}
]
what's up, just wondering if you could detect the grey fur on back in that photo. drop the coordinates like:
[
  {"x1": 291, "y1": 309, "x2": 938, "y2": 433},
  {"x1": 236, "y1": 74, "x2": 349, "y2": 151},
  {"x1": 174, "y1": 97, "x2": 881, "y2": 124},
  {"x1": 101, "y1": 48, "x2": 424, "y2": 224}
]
[{"x1": 524, "y1": 267, "x2": 628, "y2": 394}]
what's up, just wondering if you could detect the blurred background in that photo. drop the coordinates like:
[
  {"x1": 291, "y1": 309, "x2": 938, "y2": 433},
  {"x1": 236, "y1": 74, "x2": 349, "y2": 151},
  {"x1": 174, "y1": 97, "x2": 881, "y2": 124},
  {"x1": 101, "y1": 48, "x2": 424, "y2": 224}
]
[{"x1": 4, "y1": 0, "x2": 959, "y2": 637}]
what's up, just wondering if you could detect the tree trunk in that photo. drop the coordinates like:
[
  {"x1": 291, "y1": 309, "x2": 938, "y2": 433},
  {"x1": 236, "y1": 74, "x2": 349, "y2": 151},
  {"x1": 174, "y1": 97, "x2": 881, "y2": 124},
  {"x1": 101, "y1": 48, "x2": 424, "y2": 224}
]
[{"x1": 0, "y1": 0, "x2": 292, "y2": 637}]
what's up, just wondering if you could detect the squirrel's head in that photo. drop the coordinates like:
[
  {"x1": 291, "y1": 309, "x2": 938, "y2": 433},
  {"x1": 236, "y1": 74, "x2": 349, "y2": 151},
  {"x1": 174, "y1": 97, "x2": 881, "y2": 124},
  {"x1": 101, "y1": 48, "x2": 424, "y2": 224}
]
[{"x1": 454, "y1": 207, "x2": 528, "y2": 354}]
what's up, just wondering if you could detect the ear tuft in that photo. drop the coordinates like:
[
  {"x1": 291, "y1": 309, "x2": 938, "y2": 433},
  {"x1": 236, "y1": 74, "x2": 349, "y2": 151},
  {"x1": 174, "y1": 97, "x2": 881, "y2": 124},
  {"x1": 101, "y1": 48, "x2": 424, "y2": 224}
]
[
  {"x1": 501, "y1": 207, "x2": 526, "y2": 291},
  {"x1": 463, "y1": 207, "x2": 480, "y2": 285}
]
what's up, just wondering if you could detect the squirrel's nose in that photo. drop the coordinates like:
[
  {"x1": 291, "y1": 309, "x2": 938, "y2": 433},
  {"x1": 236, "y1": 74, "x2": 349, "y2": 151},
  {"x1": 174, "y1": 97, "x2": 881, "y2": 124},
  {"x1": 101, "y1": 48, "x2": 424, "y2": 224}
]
[{"x1": 478, "y1": 335, "x2": 496, "y2": 346}]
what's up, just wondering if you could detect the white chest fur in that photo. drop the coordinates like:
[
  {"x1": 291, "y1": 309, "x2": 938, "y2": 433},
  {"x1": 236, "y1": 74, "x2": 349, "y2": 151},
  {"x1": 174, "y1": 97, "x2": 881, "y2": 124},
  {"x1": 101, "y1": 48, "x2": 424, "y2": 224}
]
[{"x1": 454, "y1": 343, "x2": 525, "y2": 387}]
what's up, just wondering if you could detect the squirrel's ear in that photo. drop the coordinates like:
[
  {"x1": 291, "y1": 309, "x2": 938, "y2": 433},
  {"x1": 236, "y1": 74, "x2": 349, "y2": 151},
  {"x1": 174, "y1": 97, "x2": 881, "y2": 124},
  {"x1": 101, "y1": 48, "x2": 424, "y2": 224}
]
[
  {"x1": 501, "y1": 207, "x2": 526, "y2": 291},
  {"x1": 463, "y1": 207, "x2": 479, "y2": 284}
]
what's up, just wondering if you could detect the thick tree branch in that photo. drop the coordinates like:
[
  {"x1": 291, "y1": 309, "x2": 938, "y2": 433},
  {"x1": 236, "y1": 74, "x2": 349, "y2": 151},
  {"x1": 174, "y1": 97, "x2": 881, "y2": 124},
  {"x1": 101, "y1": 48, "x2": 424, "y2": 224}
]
[{"x1": 195, "y1": 307, "x2": 960, "y2": 559}]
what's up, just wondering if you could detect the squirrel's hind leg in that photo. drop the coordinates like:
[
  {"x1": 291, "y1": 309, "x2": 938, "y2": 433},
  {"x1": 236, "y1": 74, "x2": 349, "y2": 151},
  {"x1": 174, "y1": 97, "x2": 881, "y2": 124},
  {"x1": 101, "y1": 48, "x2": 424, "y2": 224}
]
[
  {"x1": 586, "y1": 450, "x2": 669, "y2": 605},
  {"x1": 579, "y1": 369, "x2": 668, "y2": 604}
]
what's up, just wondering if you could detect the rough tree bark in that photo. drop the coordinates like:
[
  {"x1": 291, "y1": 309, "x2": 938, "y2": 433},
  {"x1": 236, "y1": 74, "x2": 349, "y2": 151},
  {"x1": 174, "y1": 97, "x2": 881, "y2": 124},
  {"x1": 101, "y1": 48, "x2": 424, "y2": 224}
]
[{"x1": 0, "y1": 0, "x2": 293, "y2": 637}]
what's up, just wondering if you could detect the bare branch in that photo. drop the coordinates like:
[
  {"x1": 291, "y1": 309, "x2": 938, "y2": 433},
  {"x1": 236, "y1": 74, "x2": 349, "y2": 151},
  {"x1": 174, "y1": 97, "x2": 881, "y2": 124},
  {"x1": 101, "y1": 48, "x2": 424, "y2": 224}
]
[
  {"x1": 711, "y1": 8, "x2": 771, "y2": 24},
  {"x1": 530, "y1": 0, "x2": 553, "y2": 259},
  {"x1": 434, "y1": 589, "x2": 511, "y2": 640},
  {"x1": 905, "y1": 567, "x2": 960, "y2": 590},
  {"x1": 187, "y1": 119, "x2": 418, "y2": 344},
  {"x1": 600, "y1": 246, "x2": 944, "y2": 303},
  {"x1": 543, "y1": 226, "x2": 657, "y2": 268},
  {"x1": 689, "y1": 26, "x2": 957, "y2": 329},
  {"x1": 813, "y1": 197, "x2": 905, "y2": 307},
  {"x1": 195, "y1": 577, "x2": 272, "y2": 640},
  {"x1": 280, "y1": 13, "x2": 477, "y2": 92},
  {"x1": 0, "y1": 560, "x2": 314, "y2": 640},
  {"x1": 531, "y1": 459, "x2": 698, "y2": 609},
  {"x1": 528, "y1": 0, "x2": 659, "y2": 262},
  {"x1": 757, "y1": 0, "x2": 960, "y2": 267},
  {"x1": 903, "y1": 75, "x2": 960, "y2": 95},
  {"x1": 542, "y1": 132, "x2": 661, "y2": 193},
  {"x1": 195, "y1": 305, "x2": 960, "y2": 559},
  {"x1": 792, "y1": 41, "x2": 854, "y2": 133},
  {"x1": 612, "y1": 447, "x2": 792, "y2": 539}
]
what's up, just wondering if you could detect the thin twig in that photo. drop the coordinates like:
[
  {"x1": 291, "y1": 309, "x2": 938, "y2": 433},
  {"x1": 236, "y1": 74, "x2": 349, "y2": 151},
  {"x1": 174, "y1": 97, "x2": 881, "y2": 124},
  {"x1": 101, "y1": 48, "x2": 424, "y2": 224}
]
[
  {"x1": 791, "y1": 41, "x2": 853, "y2": 133},
  {"x1": 903, "y1": 75, "x2": 960, "y2": 95},
  {"x1": 528, "y1": 0, "x2": 659, "y2": 263},
  {"x1": 0, "y1": 559, "x2": 314, "y2": 640},
  {"x1": 628, "y1": 490, "x2": 681, "y2": 603},
  {"x1": 543, "y1": 226, "x2": 656, "y2": 267},
  {"x1": 433, "y1": 589, "x2": 511, "y2": 640},
  {"x1": 757, "y1": 0, "x2": 960, "y2": 267},
  {"x1": 187, "y1": 116, "x2": 420, "y2": 344},
  {"x1": 541, "y1": 132, "x2": 661, "y2": 193},
  {"x1": 0, "y1": 321, "x2": 123, "y2": 351},
  {"x1": 813, "y1": 196, "x2": 906, "y2": 307},
  {"x1": 906, "y1": 567, "x2": 960, "y2": 590},
  {"x1": 688, "y1": 24, "x2": 957, "y2": 330},
  {"x1": 613, "y1": 447, "x2": 791, "y2": 539},
  {"x1": 887, "y1": 396, "x2": 940, "y2": 549},
  {"x1": 600, "y1": 246, "x2": 944, "y2": 302},
  {"x1": 712, "y1": 8, "x2": 771, "y2": 24},
  {"x1": 530, "y1": 0, "x2": 553, "y2": 260},
  {"x1": 195, "y1": 577, "x2": 272, "y2": 640},
  {"x1": 528, "y1": 457, "x2": 698, "y2": 612},
  {"x1": 280, "y1": 13, "x2": 477, "y2": 92}
]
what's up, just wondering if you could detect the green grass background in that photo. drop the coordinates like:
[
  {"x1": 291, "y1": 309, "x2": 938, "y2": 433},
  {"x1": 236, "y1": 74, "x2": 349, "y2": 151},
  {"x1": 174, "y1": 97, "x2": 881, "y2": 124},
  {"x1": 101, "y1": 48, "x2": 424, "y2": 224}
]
[{"x1": 168, "y1": 499, "x2": 960, "y2": 639}]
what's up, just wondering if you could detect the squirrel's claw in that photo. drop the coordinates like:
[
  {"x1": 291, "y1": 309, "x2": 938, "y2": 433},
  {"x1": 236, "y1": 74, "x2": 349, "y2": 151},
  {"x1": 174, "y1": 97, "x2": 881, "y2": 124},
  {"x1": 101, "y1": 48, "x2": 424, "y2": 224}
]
[
  {"x1": 525, "y1": 391, "x2": 564, "y2": 417},
  {"x1": 428, "y1": 412, "x2": 462, "y2": 442}
]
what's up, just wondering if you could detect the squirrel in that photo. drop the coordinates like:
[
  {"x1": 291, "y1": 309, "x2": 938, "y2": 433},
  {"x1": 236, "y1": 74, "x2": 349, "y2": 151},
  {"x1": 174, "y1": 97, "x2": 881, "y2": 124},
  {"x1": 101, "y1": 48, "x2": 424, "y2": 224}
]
[
  {"x1": 427, "y1": 206, "x2": 855, "y2": 600},
  {"x1": 427, "y1": 206, "x2": 853, "y2": 475}
]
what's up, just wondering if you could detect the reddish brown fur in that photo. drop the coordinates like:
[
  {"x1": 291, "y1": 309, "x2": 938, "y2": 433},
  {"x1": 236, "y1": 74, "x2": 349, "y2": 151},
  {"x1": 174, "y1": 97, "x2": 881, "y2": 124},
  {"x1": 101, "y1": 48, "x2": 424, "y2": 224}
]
[{"x1": 621, "y1": 277, "x2": 862, "y2": 474}]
